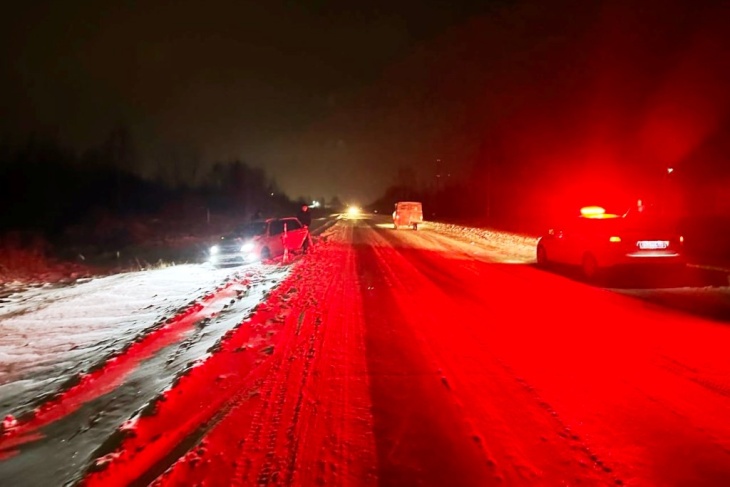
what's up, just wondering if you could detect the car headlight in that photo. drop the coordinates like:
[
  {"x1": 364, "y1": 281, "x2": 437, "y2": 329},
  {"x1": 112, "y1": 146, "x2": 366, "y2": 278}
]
[
  {"x1": 210, "y1": 245, "x2": 219, "y2": 255},
  {"x1": 241, "y1": 242, "x2": 254, "y2": 252}
]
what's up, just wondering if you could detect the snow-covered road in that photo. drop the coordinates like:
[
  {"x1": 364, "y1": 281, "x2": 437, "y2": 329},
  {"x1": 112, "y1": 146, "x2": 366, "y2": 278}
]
[
  {"x1": 0, "y1": 263, "x2": 291, "y2": 484},
  {"x1": 355, "y1": 218, "x2": 730, "y2": 485},
  {"x1": 1, "y1": 215, "x2": 729, "y2": 486}
]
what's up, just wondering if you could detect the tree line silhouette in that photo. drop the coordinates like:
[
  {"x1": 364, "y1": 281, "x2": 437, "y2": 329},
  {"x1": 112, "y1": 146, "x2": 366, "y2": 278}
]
[{"x1": 0, "y1": 131, "x2": 299, "y2": 244}]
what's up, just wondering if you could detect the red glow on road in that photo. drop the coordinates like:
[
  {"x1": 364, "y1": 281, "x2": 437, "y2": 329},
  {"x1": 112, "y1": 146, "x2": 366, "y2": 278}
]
[
  {"x1": 0, "y1": 281, "x2": 244, "y2": 456},
  {"x1": 79, "y1": 277, "x2": 304, "y2": 487},
  {"x1": 7, "y1": 221, "x2": 727, "y2": 486}
]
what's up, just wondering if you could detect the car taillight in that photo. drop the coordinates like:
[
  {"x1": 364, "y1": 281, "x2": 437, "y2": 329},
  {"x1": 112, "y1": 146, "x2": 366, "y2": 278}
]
[
  {"x1": 679, "y1": 235, "x2": 684, "y2": 244},
  {"x1": 609, "y1": 236, "x2": 621, "y2": 243}
]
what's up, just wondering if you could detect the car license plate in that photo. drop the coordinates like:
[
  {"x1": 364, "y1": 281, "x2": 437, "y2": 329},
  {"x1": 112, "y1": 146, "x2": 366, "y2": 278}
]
[{"x1": 637, "y1": 240, "x2": 669, "y2": 250}]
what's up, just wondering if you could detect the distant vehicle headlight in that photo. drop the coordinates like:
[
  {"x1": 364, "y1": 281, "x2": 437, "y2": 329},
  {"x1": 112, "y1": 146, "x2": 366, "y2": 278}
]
[
  {"x1": 210, "y1": 245, "x2": 220, "y2": 255},
  {"x1": 347, "y1": 206, "x2": 360, "y2": 216},
  {"x1": 241, "y1": 242, "x2": 254, "y2": 252}
]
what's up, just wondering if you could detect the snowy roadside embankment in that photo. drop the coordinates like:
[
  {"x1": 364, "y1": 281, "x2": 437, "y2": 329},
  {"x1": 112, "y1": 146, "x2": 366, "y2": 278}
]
[
  {"x1": 426, "y1": 221, "x2": 539, "y2": 262},
  {"x1": 0, "y1": 263, "x2": 284, "y2": 414},
  {"x1": 425, "y1": 220, "x2": 729, "y2": 321},
  {"x1": 0, "y1": 259, "x2": 295, "y2": 486}
]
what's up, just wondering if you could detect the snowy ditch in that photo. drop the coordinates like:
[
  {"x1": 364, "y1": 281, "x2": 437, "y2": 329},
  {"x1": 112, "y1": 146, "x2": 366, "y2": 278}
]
[{"x1": 0, "y1": 262, "x2": 290, "y2": 486}]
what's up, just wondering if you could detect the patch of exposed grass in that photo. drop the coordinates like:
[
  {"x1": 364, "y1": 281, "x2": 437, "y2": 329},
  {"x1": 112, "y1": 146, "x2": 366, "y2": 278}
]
[{"x1": 0, "y1": 232, "x2": 93, "y2": 286}]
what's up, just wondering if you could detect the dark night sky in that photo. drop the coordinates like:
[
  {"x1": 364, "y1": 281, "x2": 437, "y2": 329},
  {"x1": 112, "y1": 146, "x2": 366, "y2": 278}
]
[
  {"x1": 0, "y1": 0, "x2": 494, "y2": 201},
  {"x1": 2, "y1": 0, "x2": 729, "y2": 205}
]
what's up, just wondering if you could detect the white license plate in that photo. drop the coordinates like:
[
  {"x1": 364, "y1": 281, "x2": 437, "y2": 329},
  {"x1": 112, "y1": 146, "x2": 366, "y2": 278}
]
[{"x1": 637, "y1": 240, "x2": 669, "y2": 250}]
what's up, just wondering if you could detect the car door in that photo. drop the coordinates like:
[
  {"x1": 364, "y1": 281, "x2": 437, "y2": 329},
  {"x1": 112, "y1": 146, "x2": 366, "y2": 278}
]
[
  {"x1": 545, "y1": 219, "x2": 572, "y2": 264},
  {"x1": 561, "y1": 218, "x2": 591, "y2": 265},
  {"x1": 281, "y1": 218, "x2": 306, "y2": 250},
  {"x1": 553, "y1": 219, "x2": 581, "y2": 264},
  {"x1": 267, "y1": 219, "x2": 286, "y2": 256}
]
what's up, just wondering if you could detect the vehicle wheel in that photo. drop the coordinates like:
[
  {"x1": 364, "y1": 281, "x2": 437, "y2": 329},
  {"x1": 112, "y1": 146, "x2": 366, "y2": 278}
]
[
  {"x1": 581, "y1": 253, "x2": 600, "y2": 280},
  {"x1": 536, "y1": 245, "x2": 549, "y2": 267},
  {"x1": 412, "y1": 223, "x2": 418, "y2": 230},
  {"x1": 261, "y1": 247, "x2": 271, "y2": 260}
]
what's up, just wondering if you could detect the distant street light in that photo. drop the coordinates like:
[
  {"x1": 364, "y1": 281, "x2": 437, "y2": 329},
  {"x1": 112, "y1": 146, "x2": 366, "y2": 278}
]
[{"x1": 662, "y1": 168, "x2": 675, "y2": 216}]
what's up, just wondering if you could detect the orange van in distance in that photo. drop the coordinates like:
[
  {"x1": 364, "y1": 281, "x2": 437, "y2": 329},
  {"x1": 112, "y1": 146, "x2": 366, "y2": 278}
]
[{"x1": 393, "y1": 201, "x2": 423, "y2": 230}]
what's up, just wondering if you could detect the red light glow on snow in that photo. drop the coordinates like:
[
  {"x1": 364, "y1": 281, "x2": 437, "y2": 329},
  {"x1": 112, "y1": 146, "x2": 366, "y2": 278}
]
[
  {"x1": 79, "y1": 250, "x2": 352, "y2": 487},
  {"x1": 0, "y1": 281, "x2": 245, "y2": 456}
]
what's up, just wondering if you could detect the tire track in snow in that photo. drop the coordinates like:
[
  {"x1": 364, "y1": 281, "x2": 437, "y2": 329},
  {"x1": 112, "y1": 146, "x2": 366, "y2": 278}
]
[
  {"x1": 253, "y1": 308, "x2": 321, "y2": 486},
  {"x1": 0, "y1": 275, "x2": 250, "y2": 458},
  {"x1": 284, "y1": 223, "x2": 377, "y2": 486},
  {"x1": 230, "y1": 238, "x2": 352, "y2": 485},
  {"x1": 212, "y1": 286, "x2": 312, "y2": 486},
  {"x1": 367, "y1": 217, "x2": 730, "y2": 485},
  {"x1": 359, "y1": 220, "x2": 621, "y2": 485},
  {"x1": 146, "y1": 222, "x2": 376, "y2": 487},
  {"x1": 78, "y1": 276, "x2": 296, "y2": 486},
  {"x1": 657, "y1": 354, "x2": 730, "y2": 400},
  {"x1": 356, "y1": 224, "x2": 503, "y2": 486},
  {"x1": 498, "y1": 360, "x2": 624, "y2": 483}
]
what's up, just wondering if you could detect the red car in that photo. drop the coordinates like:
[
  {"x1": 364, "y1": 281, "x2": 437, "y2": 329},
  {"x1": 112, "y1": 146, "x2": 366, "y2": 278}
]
[
  {"x1": 210, "y1": 217, "x2": 310, "y2": 265},
  {"x1": 536, "y1": 206, "x2": 685, "y2": 279}
]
